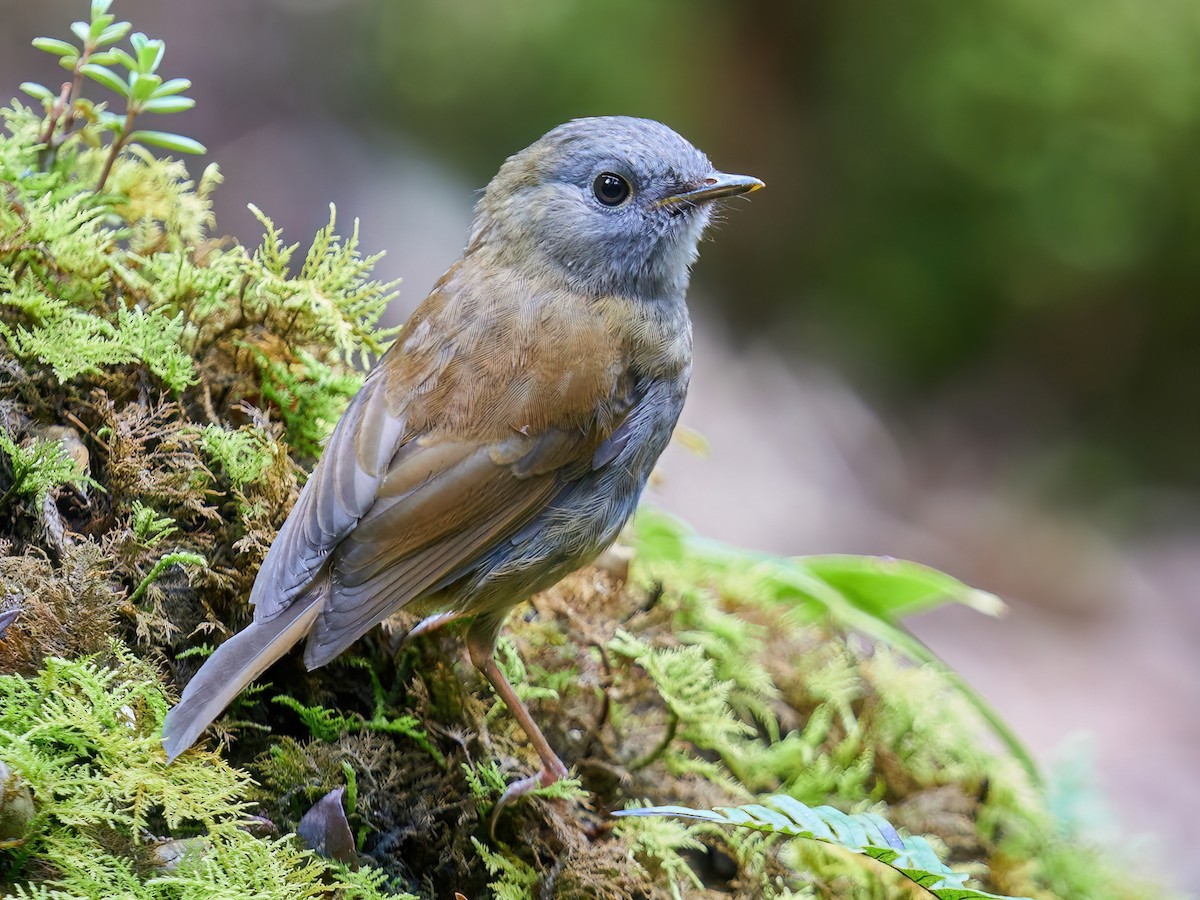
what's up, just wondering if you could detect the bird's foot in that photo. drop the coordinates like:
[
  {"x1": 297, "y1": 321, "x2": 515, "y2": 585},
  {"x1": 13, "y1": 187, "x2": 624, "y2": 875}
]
[
  {"x1": 388, "y1": 611, "x2": 469, "y2": 655},
  {"x1": 487, "y1": 758, "x2": 568, "y2": 838}
]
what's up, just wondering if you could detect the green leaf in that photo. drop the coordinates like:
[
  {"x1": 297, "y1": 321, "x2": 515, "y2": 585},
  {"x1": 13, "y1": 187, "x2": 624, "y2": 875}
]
[
  {"x1": 146, "y1": 39, "x2": 166, "y2": 73},
  {"x1": 152, "y1": 77, "x2": 192, "y2": 97},
  {"x1": 89, "y1": 13, "x2": 114, "y2": 40},
  {"x1": 108, "y1": 47, "x2": 137, "y2": 71},
  {"x1": 32, "y1": 37, "x2": 78, "y2": 57},
  {"x1": 80, "y1": 62, "x2": 130, "y2": 97},
  {"x1": 142, "y1": 95, "x2": 196, "y2": 114},
  {"x1": 141, "y1": 96, "x2": 195, "y2": 114},
  {"x1": 19, "y1": 82, "x2": 56, "y2": 104},
  {"x1": 130, "y1": 33, "x2": 165, "y2": 72},
  {"x1": 70, "y1": 20, "x2": 90, "y2": 43},
  {"x1": 91, "y1": 0, "x2": 113, "y2": 18},
  {"x1": 127, "y1": 130, "x2": 206, "y2": 154},
  {"x1": 800, "y1": 555, "x2": 1006, "y2": 620},
  {"x1": 97, "y1": 21, "x2": 131, "y2": 46},
  {"x1": 96, "y1": 109, "x2": 126, "y2": 132},
  {"x1": 129, "y1": 71, "x2": 162, "y2": 103},
  {"x1": 615, "y1": 796, "x2": 1030, "y2": 900}
]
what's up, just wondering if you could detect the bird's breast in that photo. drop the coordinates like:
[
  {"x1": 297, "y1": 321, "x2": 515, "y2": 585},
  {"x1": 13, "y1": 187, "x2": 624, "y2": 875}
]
[{"x1": 383, "y1": 262, "x2": 692, "y2": 445}]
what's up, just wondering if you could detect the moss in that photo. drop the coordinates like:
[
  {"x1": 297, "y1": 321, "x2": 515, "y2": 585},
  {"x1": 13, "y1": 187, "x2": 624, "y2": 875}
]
[
  {"x1": 0, "y1": 646, "x2": 407, "y2": 898},
  {"x1": 0, "y1": 541, "x2": 122, "y2": 676}
]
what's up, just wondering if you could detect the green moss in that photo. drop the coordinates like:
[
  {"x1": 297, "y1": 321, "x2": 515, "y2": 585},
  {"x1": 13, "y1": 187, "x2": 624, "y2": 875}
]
[
  {"x1": 0, "y1": 645, "x2": 410, "y2": 898},
  {"x1": 197, "y1": 424, "x2": 273, "y2": 490},
  {"x1": 0, "y1": 426, "x2": 98, "y2": 508}
]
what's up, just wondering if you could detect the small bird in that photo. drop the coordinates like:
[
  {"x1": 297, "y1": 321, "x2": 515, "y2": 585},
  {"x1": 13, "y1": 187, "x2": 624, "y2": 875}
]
[{"x1": 162, "y1": 116, "x2": 762, "y2": 810}]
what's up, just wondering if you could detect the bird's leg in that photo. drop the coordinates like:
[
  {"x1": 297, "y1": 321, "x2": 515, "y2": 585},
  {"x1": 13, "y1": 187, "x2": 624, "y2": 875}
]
[{"x1": 466, "y1": 633, "x2": 568, "y2": 830}]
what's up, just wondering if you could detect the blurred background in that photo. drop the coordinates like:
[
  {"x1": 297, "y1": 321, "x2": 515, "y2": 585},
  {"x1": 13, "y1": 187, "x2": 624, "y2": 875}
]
[{"x1": 3, "y1": 0, "x2": 1198, "y2": 891}]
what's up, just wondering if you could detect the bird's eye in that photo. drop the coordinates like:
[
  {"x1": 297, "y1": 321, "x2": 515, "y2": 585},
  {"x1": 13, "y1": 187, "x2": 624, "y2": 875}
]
[{"x1": 593, "y1": 172, "x2": 631, "y2": 207}]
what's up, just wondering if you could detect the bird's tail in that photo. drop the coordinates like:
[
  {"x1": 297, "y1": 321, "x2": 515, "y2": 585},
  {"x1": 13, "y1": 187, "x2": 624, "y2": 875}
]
[{"x1": 162, "y1": 587, "x2": 324, "y2": 762}]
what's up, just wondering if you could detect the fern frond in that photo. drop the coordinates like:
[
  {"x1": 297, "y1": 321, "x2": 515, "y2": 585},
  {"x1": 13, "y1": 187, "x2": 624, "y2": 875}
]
[
  {"x1": 613, "y1": 807, "x2": 705, "y2": 900},
  {"x1": 114, "y1": 303, "x2": 197, "y2": 392},
  {"x1": 471, "y1": 836, "x2": 540, "y2": 900},
  {"x1": 615, "y1": 795, "x2": 1030, "y2": 900},
  {"x1": 0, "y1": 269, "x2": 128, "y2": 381},
  {"x1": 198, "y1": 423, "x2": 275, "y2": 488},
  {"x1": 129, "y1": 499, "x2": 178, "y2": 546},
  {"x1": 0, "y1": 645, "x2": 408, "y2": 899},
  {"x1": 253, "y1": 346, "x2": 363, "y2": 457},
  {"x1": 243, "y1": 204, "x2": 400, "y2": 366},
  {"x1": 610, "y1": 630, "x2": 752, "y2": 758},
  {"x1": 272, "y1": 695, "x2": 359, "y2": 742},
  {"x1": 148, "y1": 826, "x2": 412, "y2": 900}
]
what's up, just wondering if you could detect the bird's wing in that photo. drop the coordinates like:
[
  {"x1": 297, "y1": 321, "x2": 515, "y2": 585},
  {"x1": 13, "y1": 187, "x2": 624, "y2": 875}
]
[
  {"x1": 251, "y1": 267, "x2": 636, "y2": 660},
  {"x1": 250, "y1": 362, "x2": 406, "y2": 621},
  {"x1": 300, "y1": 424, "x2": 601, "y2": 667}
]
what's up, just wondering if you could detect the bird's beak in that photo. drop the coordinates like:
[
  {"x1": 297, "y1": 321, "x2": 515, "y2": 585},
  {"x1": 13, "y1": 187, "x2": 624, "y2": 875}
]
[{"x1": 660, "y1": 172, "x2": 764, "y2": 207}]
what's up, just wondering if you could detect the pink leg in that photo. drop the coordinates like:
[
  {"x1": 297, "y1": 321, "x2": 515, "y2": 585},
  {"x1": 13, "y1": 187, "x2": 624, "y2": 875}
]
[{"x1": 467, "y1": 636, "x2": 568, "y2": 831}]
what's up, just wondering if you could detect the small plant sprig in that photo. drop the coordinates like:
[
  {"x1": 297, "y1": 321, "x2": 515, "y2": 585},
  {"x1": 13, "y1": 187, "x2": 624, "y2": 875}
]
[
  {"x1": 20, "y1": 0, "x2": 205, "y2": 191},
  {"x1": 20, "y1": 0, "x2": 130, "y2": 160}
]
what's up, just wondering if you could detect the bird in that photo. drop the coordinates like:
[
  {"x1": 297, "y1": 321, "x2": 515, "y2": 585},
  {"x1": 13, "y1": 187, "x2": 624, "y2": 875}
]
[{"x1": 162, "y1": 116, "x2": 762, "y2": 813}]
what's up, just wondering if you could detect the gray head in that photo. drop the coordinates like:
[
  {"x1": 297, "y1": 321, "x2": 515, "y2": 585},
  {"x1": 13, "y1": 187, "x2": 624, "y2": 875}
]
[{"x1": 468, "y1": 116, "x2": 762, "y2": 301}]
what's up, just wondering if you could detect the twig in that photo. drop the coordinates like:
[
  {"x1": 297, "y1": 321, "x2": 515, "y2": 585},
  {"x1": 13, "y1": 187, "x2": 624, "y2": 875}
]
[
  {"x1": 95, "y1": 107, "x2": 135, "y2": 192},
  {"x1": 37, "y1": 82, "x2": 72, "y2": 148}
]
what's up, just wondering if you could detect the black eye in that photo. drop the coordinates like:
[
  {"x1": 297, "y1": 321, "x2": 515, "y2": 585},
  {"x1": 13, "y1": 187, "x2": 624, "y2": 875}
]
[{"x1": 593, "y1": 172, "x2": 631, "y2": 207}]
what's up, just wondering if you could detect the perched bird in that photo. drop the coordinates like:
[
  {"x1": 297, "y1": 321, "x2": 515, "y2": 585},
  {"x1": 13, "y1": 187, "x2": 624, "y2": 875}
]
[{"x1": 162, "y1": 116, "x2": 762, "y2": 810}]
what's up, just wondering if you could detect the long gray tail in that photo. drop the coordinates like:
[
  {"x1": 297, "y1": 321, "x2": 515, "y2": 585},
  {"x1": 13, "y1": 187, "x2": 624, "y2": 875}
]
[{"x1": 162, "y1": 589, "x2": 324, "y2": 762}]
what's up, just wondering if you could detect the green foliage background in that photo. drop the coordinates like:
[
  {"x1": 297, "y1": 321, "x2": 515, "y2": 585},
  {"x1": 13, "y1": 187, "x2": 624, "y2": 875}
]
[{"x1": 344, "y1": 0, "x2": 1200, "y2": 499}]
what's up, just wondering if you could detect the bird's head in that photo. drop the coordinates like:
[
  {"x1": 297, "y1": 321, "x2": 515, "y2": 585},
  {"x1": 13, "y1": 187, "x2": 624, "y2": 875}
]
[{"x1": 469, "y1": 116, "x2": 762, "y2": 301}]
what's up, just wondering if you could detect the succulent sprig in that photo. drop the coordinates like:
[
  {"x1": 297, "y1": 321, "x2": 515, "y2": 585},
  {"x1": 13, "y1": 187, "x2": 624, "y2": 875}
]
[{"x1": 20, "y1": 0, "x2": 204, "y2": 191}]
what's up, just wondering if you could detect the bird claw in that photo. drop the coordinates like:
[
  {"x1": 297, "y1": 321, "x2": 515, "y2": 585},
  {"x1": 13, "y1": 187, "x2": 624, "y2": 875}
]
[
  {"x1": 388, "y1": 611, "x2": 468, "y2": 656},
  {"x1": 487, "y1": 762, "x2": 568, "y2": 839}
]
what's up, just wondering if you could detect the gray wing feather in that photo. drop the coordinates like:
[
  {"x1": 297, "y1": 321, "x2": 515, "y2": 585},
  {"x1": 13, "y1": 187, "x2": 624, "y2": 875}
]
[
  {"x1": 250, "y1": 370, "x2": 406, "y2": 621},
  {"x1": 303, "y1": 440, "x2": 565, "y2": 666},
  {"x1": 162, "y1": 584, "x2": 325, "y2": 761}
]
